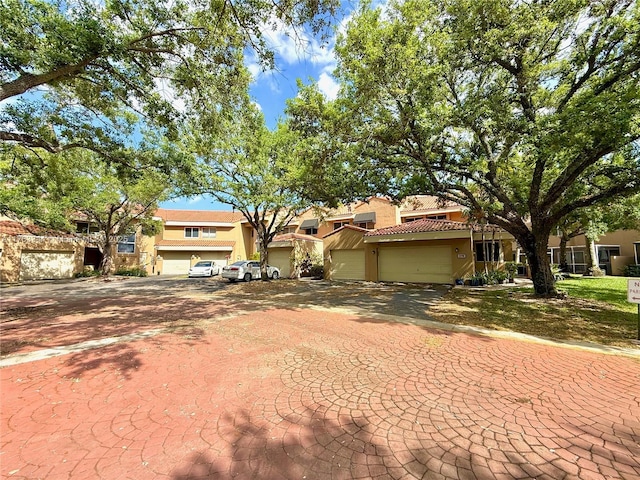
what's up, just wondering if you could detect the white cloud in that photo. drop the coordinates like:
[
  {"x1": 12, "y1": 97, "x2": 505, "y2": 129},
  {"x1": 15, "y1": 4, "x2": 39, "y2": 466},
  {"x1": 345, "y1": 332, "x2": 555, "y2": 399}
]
[
  {"x1": 317, "y1": 71, "x2": 340, "y2": 100},
  {"x1": 260, "y1": 16, "x2": 336, "y2": 68}
]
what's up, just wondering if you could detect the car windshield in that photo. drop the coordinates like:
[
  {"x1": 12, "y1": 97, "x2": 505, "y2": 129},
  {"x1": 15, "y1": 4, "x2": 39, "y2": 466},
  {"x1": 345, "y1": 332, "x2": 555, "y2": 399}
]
[{"x1": 194, "y1": 261, "x2": 212, "y2": 267}]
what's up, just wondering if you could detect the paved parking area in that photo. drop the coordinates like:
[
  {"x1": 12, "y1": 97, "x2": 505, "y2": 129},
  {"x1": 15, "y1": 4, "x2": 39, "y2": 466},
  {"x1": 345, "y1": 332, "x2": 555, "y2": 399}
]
[{"x1": 1, "y1": 277, "x2": 639, "y2": 479}]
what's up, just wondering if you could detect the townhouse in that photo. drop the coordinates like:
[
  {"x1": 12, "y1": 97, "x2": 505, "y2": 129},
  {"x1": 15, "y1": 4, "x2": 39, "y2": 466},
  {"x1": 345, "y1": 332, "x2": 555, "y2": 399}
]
[{"x1": 2, "y1": 196, "x2": 638, "y2": 283}]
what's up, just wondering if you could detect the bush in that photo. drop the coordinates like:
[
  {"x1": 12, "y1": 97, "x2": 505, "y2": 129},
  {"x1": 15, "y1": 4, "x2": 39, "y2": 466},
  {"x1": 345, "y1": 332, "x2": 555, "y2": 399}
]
[
  {"x1": 75, "y1": 268, "x2": 100, "y2": 278},
  {"x1": 504, "y1": 262, "x2": 519, "y2": 280},
  {"x1": 623, "y1": 264, "x2": 640, "y2": 277},
  {"x1": 115, "y1": 267, "x2": 148, "y2": 277},
  {"x1": 309, "y1": 264, "x2": 324, "y2": 279}
]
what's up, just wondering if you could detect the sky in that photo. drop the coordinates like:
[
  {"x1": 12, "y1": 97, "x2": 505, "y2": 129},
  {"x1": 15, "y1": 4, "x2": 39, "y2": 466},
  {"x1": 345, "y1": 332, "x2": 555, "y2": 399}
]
[{"x1": 160, "y1": 5, "x2": 352, "y2": 212}]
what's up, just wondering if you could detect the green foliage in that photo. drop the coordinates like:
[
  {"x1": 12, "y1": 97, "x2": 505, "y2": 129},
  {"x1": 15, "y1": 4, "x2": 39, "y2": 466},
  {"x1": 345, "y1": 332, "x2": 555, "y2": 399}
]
[
  {"x1": 75, "y1": 269, "x2": 101, "y2": 278},
  {"x1": 1, "y1": 0, "x2": 338, "y2": 159},
  {"x1": 309, "y1": 264, "x2": 324, "y2": 279},
  {"x1": 623, "y1": 265, "x2": 640, "y2": 277},
  {"x1": 504, "y1": 262, "x2": 519, "y2": 279},
  {"x1": 114, "y1": 267, "x2": 148, "y2": 277}
]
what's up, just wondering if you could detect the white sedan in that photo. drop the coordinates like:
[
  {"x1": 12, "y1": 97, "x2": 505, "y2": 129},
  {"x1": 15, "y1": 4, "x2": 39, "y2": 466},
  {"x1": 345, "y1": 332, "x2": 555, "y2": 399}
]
[
  {"x1": 222, "y1": 261, "x2": 280, "y2": 282},
  {"x1": 188, "y1": 261, "x2": 220, "y2": 278}
]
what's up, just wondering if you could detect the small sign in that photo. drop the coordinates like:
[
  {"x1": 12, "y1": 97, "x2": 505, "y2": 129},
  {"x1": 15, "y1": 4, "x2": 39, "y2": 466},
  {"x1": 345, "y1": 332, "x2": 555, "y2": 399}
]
[
  {"x1": 628, "y1": 279, "x2": 640, "y2": 304},
  {"x1": 457, "y1": 253, "x2": 466, "y2": 259}
]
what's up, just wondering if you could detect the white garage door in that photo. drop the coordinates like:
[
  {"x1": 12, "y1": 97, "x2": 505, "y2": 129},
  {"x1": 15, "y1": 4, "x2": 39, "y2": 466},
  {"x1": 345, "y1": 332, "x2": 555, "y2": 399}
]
[
  {"x1": 160, "y1": 252, "x2": 192, "y2": 275},
  {"x1": 331, "y1": 249, "x2": 365, "y2": 280},
  {"x1": 161, "y1": 251, "x2": 228, "y2": 275},
  {"x1": 20, "y1": 251, "x2": 75, "y2": 280},
  {"x1": 268, "y1": 248, "x2": 292, "y2": 278},
  {"x1": 379, "y1": 245, "x2": 452, "y2": 284}
]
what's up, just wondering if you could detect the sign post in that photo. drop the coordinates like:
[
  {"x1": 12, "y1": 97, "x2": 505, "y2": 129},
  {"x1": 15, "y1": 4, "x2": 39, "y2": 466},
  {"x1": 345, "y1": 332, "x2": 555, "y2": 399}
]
[{"x1": 628, "y1": 279, "x2": 640, "y2": 341}]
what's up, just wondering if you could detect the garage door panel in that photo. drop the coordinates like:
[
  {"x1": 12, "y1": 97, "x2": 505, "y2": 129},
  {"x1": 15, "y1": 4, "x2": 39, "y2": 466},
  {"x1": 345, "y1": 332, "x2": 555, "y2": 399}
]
[
  {"x1": 161, "y1": 252, "x2": 192, "y2": 275},
  {"x1": 161, "y1": 251, "x2": 228, "y2": 275},
  {"x1": 268, "y1": 249, "x2": 292, "y2": 278},
  {"x1": 21, "y1": 251, "x2": 75, "y2": 280},
  {"x1": 379, "y1": 246, "x2": 452, "y2": 284},
  {"x1": 331, "y1": 249, "x2": 365, "y2": 280}
]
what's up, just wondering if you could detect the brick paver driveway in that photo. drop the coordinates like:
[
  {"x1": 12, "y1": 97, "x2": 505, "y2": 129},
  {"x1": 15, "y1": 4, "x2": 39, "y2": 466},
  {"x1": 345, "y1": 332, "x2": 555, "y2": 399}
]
[{"x1": 1, "y1": 276, "x2": 639, "y2": 479}]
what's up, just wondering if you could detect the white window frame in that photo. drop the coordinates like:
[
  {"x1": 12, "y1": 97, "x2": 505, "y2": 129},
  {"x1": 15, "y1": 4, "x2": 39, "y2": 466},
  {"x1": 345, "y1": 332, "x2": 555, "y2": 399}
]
[
  {"x1": 117, "y1": 234, "x2": 136, "y2": 254},
  {"x1": 333, "y1": 221, "x2": 350, "y2": 230},
  {"x1": 202, "y1": 227, "x2": 217, "y2": 238},
  {"x1": 185, "y1": 227, "x2": 200, "y2": 238}
]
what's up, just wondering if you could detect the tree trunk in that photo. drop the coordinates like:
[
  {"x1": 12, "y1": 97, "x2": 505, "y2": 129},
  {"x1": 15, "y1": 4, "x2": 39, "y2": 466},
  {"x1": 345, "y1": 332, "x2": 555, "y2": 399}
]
[
  {"x1": 558, "y1": 234, "x2": 569, "y2": 272},
  {"x1": 99, "y1": 238, "x2": 115, "y2": 275},
  {"x1": 257, "y1": 228, "x2": 270, "y2": 281},
  {"x1": 584, "y1": 235, "x2": 604, "y2": 276},
  {"x1": 526, "y1": 238, "x2": 557, "y2": 296},
  {"x1": 509, "y1": 223, "x2": 557, "y2": 296}
]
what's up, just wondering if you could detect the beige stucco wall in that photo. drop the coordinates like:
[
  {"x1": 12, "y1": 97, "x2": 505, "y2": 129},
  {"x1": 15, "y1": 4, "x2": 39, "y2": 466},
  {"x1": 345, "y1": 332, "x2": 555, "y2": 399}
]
[
  {"x1": 548, "y1": 229, "x2": 640, "y2": 258},
  {"x1": 323, "y1": 228, "x2": 478, "y2": 283},
  {"x1": 0, "y1": 236, "x2": 85, "y2": 283}
]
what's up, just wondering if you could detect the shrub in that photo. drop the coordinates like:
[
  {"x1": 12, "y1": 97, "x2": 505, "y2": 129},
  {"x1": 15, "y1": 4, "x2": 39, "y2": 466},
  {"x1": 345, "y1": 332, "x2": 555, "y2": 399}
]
[
  {"x1": 75, "y1": 269, "x2": 100, "y2": 278},
  {"x1": 115, "y1": 267, "x2": 148, "y2": 277},
  {"x1": 504, "y1": 262, "x2": 519, "y2": 280},
  {"x1": 623, "y1": 264, "x2": 640, "y2": 277},
  {"x1": 309, "y1": 264, "x2": 324, "y2": 279}
]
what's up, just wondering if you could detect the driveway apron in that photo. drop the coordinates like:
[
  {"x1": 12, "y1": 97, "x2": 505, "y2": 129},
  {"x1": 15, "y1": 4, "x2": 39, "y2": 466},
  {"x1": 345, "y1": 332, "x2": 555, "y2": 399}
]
[{"x1": 1, "y1": 278, "x2": 639, "y2": 479}]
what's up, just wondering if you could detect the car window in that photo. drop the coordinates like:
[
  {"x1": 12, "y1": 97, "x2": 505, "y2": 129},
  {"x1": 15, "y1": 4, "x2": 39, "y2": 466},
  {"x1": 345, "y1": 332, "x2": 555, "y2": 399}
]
[
  {"x1": 194, "y1": 261, "x2": 211, "y2": 267},
  {"x1": 249, "y1": 262, "x2": 259, "y2": 267},
  {"x1": 230, "y1": 261, "x2": 246, "y2": 266}
]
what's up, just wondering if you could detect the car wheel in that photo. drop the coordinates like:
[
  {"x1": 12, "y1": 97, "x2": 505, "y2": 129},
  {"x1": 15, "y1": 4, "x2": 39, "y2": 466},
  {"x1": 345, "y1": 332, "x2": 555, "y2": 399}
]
[
  {"x1": 271, "y1": 271, "x2": 280, "y2": 280},
  {"x1": 244, "y1": 273, "x2": 251, "y2": 282}
]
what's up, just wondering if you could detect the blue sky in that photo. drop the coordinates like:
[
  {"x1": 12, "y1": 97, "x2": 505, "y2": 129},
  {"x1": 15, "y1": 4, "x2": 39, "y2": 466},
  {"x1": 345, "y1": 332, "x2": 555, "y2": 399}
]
[{"x1": 161, "y1": 6, "x2": 351, "y2": 212}]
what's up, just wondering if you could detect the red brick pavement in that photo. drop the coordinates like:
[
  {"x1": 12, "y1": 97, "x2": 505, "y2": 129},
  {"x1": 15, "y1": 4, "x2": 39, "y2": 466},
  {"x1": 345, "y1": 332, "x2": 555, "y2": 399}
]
[{"x1": 2, "y1": 307, "x2": 640, "y2": 479}]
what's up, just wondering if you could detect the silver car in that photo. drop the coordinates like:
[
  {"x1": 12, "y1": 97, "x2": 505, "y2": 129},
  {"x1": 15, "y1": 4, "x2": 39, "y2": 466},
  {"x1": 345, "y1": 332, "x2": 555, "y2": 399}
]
[
  {"x1": 221, "y1": 261, "x2": 280, "y2": 282},
  {"x1": 188, "y1": 261, "x2": 220, "y2": 278}
]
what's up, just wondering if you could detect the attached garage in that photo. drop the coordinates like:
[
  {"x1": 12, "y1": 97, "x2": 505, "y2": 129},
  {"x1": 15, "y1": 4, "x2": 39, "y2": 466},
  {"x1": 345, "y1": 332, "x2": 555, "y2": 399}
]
[
  {"x1": 378, "y1": 245, "x2": 452, "y2": 284},
  {"x1": 20, "y1": 250, "x2": 75, "y2": 280},
  {"x1": 268, "y1": 248, "x2": 292, "y2": 278},
  {"x1": 330, "y1": 249, "x2": 365, "y2": 280},
  {"x1": 160, "y1": 251, "x2": 228, "y2": 275}
]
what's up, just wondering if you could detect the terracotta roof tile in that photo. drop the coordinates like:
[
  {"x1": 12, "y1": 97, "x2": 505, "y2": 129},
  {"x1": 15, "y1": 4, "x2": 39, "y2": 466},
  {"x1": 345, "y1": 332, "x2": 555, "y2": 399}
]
[
  {"x1": 155, "y1": 209, "x2": 244, "y2": 223},
  {"x1": 0, "y1": 221, "x2": 74, "y2": 237},
  {"x1": 365, "y1": 219, "x2": 501, "y2": 237},
  {"x1": 155, "y1": 239, "x2": 235, "y2": 247}
]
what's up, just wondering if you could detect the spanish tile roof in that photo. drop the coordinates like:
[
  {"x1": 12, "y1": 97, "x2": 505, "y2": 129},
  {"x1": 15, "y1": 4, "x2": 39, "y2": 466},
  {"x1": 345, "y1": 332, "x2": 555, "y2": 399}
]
[
  {"x1": 155, "y1": 239, "x2": 236, "y2": 247},
  {"x1": 272, "y1": 233, "x2": 322, "y2": 242},
  {"x1": 0, "y1": 220, "x2": 75, "y2": 237},
  {"x1": 155, "y1": 209, "x2": 244, "y2": 223},
  {"x1": 322, "y1": 224, "x2": 370, "y2": 239},
  {"x1": 365, "y1": 219, "x2": 501, "y2": 237},
  {"x1": 400, "y1": 195, "x2": 462, "y2": 213}
]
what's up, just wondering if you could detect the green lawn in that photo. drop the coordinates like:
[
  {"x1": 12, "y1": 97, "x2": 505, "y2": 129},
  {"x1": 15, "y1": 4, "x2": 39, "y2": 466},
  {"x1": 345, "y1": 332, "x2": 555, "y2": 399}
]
[
  {"x1": 430, "y1": 276, "x2": 639, "y2": 348},
  {"x1": 558, "y1": 276, "x2": 637, "y2": 312}
]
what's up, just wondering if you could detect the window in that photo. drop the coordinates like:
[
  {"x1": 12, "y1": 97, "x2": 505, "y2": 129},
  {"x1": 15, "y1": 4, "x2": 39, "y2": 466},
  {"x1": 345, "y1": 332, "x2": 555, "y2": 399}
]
[
  {"x1": 333, "y1": 221, "x2": 350, "y2": 230},
  {"x1": 202, "y1": 227, "x2": 216, "y2": 238},
  {"x1": 185, "y1": 227, "x2": 199, "y2": 238},
  {"x1": 355, "y1": 222, "x2": 375, "y2": 229},
  {"x1": 76, "y1": 222, "x2": 99, "y2": 234},
  {"x1": 117, "y1": 234, "x2": 136, "y2": 254},
  {"x1": 282, "y1": 226, "x2": 297, "y2": 234},
  {"x1": 475, "y1": 241, "x2": 500, "y2": 262},
  {"x1": 304, "y1": 228, "x2": 318, "y2": 235},
  {"x1": 403, "y1": 216, "x2": 424, "y2": 223},
  {"x1": 426, "y1": 214, "x2": 447, "y2": 220},
  {"x1": 597, "y1": 246, "x2": 620, "y2": 263}
]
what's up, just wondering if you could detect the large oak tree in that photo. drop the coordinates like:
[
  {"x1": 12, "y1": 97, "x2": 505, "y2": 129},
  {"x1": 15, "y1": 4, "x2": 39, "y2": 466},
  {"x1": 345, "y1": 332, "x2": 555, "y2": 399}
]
[{"x1": 288, "y1": 0, "x2": 640, "y2": 296}]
